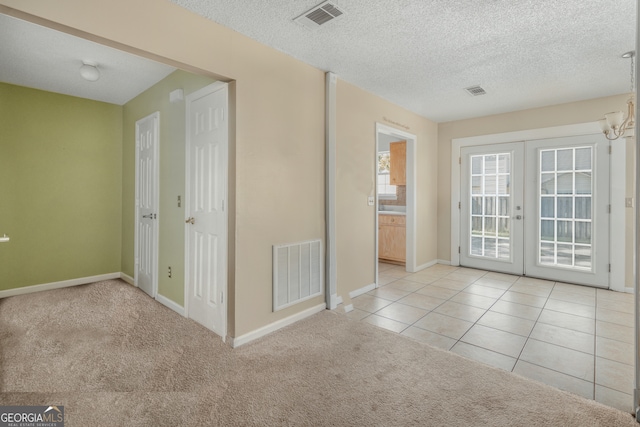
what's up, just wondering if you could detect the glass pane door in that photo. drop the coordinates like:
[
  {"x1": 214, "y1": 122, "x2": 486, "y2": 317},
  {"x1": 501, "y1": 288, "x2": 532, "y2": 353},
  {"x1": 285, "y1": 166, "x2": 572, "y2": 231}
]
[
  {"x1": 525, "y1": 136, "x2": 609, "y2": 287},
  {"x1": 460, "y1": 143, "x2": 524, "y2": 275}
]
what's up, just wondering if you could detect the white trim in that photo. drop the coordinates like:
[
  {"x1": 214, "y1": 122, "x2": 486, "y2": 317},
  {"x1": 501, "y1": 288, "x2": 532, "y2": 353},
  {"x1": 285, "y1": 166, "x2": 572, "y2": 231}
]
[
  {"x1": 349, "y1": 283, "x2": 376, "y2": 298},
  {"x1": 625, "y1": 286, "x2": 634, "y2": 294},
  {"x1": 610, "y1": 140, "x2": 626, "y2": 292},
  {"x1": 375, "y1": 123, "x2": 418, "y2": 275},
  {"x1": 0, "y1": 273, "x2": 121, "y2": 299},
  {"x1": 230, "y1": 303, "x2": 326, "y2": 348},
  {"x1": 414, "y1": 259, "x2": 439, "y2": 271},
  {"x1": 335, "y1": 295, "x2": 343, "y2": 306},
  {"x1": 343, "y1": 303, "x2": 354, "y2": 313},
  {"x1": 450, "y1": 122, "x2": 602, "y2": 266},
  {"x1": 326, "y1": 72, "x2": 339, "y2": 309},
  {"x1": 436, "y1": 259, "x2": 452, "y2": 266},
  {"x1": 156, "y1": 293, "x2": 186, "y2": 317},
  {"x1": 120, "y1": 272, "x2": 135, "y2": 286}
]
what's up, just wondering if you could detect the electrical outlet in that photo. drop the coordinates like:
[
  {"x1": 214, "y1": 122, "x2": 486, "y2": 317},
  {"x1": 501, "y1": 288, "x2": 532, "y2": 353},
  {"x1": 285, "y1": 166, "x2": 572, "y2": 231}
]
[
  {"x1": 367, "y1": 196, "x2": 375, "y2": 206},
  {"x1": 178, "y1": 195, "x2": 181, "y2": 208},
  {"x1": 626, "y1": 198, "x2": 634, "y2": 208},
  {"x1": 168, "y1": 266, "x2": 172, "y2": 278}
]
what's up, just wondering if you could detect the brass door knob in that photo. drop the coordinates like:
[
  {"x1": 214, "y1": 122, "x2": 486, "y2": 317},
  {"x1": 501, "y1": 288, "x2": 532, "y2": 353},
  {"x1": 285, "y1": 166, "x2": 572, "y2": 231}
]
[{"x1": 185, "y1": 217, "x2": 195, "y2": 224}]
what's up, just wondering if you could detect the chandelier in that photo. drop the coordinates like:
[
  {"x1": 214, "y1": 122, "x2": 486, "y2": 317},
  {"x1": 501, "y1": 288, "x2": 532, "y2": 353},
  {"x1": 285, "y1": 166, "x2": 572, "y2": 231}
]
[{"x1": 599, "y1": 51, "x2": 636, "y2": 141}]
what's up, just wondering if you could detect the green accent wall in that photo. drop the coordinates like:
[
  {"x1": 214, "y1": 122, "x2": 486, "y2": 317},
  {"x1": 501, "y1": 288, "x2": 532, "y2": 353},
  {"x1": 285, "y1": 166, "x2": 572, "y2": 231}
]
[
  {"x1": 0, "y1": 83, "x2": 123, "y2": 290},
  {"x1": 122, "y1": 70, "x2": 216, "y2": 306}
]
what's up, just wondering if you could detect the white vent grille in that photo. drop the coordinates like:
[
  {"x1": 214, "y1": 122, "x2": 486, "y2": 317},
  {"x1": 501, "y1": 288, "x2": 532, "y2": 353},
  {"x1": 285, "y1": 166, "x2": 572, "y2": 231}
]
[
  {"x1": 464, "y1": 85, "x2": 487, "y2": 96},
  {"x1": 294, "y1": 1, "x2": 344, "y2": 29},
  {"x1": 273, "y1": 239, "x2": 323, "y2": 311}
]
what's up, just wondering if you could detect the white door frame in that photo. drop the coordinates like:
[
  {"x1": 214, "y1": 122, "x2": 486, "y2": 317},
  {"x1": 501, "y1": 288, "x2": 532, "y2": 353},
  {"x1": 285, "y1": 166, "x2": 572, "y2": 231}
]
[
  {"x1": 375, "y1": 123, "x2": 417, "y2": 286},
  {"x1": 134, "y1": 111, "x2": 160, "y2": 298},
  {"x1": 450, "y1": 121, "x2": 626, "y2": 292},
  {"x1": 183, "y1": 81, "x2": 229, "y2": 340}
]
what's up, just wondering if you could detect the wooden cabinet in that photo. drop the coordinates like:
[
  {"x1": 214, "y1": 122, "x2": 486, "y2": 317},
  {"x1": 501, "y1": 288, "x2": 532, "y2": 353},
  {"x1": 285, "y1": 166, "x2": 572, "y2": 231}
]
[
  {"x1": 378, "y1": 214, "x2": 406, "y2": 264},
  {"x1": 389, "y1": 141, "x2": 406, "y2": 185}
]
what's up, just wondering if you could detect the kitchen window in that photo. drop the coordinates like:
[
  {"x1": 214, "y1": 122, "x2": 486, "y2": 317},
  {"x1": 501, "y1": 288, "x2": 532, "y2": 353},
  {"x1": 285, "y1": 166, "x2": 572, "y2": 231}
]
[{"x1": 378, "y1": 151, "x2": 397, "y2": 200}]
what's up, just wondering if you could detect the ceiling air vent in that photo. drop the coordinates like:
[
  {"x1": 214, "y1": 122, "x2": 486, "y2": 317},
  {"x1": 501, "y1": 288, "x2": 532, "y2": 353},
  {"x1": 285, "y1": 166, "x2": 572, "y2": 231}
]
[
  {"x1": 464, "y1": 85, "x2": 487, "y2": 96},
  {"x1": 294, "y1": 1, "x2": 344, "y2": 29}
]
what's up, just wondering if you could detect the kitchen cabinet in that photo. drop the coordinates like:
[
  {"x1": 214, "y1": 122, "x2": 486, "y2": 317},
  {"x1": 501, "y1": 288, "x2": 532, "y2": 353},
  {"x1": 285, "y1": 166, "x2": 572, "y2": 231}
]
[
  {"x1": 389, "y1": 141, "x2": 406, "y2": 185},
  {"x1": 378, "y1": 214, "x2": 406, "y2": 264}
]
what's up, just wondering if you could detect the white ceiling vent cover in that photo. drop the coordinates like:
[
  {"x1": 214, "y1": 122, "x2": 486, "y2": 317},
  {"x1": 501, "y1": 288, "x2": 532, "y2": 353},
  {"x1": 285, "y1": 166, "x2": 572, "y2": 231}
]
[
  {"x1": 294, "y1": 1, "x2": 344, "y2": 29},
  {"x1": 464, "y1": 85, "x2": 487, "y2": 96}
]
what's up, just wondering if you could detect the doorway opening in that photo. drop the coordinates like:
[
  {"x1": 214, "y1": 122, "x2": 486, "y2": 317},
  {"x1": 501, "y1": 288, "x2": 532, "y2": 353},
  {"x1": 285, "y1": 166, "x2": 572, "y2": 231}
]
[
  {"x1": 375, "y1": 123, "x2": 417, "y2": 287},
  {"x1": 451, "y1": 123, "x2": 627, "y2": 292},
  {"x1": 459, "y1": 136, "x2": 610, "y2": 288}
]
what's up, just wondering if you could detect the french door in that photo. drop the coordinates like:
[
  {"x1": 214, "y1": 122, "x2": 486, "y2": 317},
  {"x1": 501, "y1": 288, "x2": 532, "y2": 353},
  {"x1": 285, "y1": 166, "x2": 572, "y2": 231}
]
[{"x1": 460, "y1": 135, "x2": 610, "y2": 288}]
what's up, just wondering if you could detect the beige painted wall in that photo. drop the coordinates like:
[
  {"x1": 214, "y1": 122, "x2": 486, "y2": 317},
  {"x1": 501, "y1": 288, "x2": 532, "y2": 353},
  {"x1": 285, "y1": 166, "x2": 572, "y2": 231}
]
[
  {"x1": 336, "y1": 81, "x2": 438, "y2": 299},
  {"x1": 0, "y1": 0, "x2": 325, "y2": 337},
  {"x1": 437, "y1": 94, "x2": 634, "y2": 284}
]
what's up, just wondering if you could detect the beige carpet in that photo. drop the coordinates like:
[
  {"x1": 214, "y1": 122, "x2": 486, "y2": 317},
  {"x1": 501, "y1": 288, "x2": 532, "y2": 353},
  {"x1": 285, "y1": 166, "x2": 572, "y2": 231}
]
[{"x1": 0, "y1": 280, "x2": 636, "y2": 426}]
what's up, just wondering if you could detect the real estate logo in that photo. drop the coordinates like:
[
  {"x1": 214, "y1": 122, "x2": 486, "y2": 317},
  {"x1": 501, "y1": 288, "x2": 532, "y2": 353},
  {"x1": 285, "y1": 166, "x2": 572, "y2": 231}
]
[{"x1": 0, "y1": 405, "x2": 64, "y2": 427}]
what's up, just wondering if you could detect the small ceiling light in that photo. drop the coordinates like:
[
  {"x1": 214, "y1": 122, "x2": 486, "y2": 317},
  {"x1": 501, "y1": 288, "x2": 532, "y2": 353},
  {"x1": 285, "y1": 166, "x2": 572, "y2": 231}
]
[
  {"x1": 79, "y1": 61, "x2": 100, "y2": 82},
  {"x1": 599, "y1": 51, "x2": 635, "y2": 140}
]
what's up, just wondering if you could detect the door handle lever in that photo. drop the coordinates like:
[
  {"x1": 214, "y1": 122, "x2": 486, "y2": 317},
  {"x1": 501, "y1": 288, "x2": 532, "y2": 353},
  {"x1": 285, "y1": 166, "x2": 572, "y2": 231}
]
[
  {"x1": 186, "y1": 217, "x2": 195, "y2": 225},
  {"x1": 142, "y1": 214, "x2": 154, "y2": 219}
]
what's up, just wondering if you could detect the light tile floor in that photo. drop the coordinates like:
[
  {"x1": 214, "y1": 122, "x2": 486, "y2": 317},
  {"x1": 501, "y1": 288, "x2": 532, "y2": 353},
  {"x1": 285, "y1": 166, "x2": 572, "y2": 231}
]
[{"x1": 343, "y1": 262, "x2": 635, "y2": 413}]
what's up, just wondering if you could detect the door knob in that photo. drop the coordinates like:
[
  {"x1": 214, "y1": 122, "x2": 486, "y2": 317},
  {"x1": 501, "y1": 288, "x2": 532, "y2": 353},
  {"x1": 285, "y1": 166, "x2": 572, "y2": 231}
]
[
  {"x1": 515, "y1": 215, "x2": 523, "y2": 220},
  {"x1": 186, "y1": 217, "x2": 195, "y2": 224}
]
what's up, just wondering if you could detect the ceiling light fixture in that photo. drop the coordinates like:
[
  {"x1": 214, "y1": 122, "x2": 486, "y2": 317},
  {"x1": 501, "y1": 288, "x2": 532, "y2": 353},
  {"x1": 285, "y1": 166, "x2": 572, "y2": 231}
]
[
  {"x1": 599, "y1": 51, "x2": 635, "y2": 140},
  {"x1": 79, "y1": 61, "x2": 100, "y2": 82}
]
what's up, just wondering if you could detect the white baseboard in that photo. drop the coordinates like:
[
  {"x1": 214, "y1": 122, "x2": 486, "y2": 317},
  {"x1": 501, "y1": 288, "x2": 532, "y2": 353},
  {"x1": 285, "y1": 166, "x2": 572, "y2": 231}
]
[
  {"x1": 414, "y1": 260, "x2": 439, "y2": 272},
  {"x1": 0, "y1": 272, "x2": 121, "y2": 299},
  {"x1": 437, "y1": 259, "x2": 452, "y2": 266},
  {"x1": 120, "y1": 272, "x2": 135, "y2": 286},
  {"x1": 349, "y1": 283, "x2": 376, "y2": 299},
  {"x1": 343, "y1": 303, "x2": 354, "y2": 313},
  {"x1": 230, "y1": 303, "x2": 326, "y2": 348},
  {"x1": 625, "y1": 287, "x2": 634, "y2": 294},
  {"x1": 156, "y1": 293, "x2": 186, "y2": 316},
  {"x1": 327, "y1": 294, "x2": 343, "y2": 310}
]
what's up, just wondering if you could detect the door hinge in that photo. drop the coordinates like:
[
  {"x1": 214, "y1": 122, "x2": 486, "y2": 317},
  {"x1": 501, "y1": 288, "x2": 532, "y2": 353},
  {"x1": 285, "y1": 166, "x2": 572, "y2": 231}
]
[
  {"x1": 609, "y1": 264, "x2": 611, "y2": 273},
  {"x1": 221, "y1": 292, "x2": 224, "y2": 304},
  {"x1": 459, "y1": 157, "x2": 461, "y2": 165},
  {"x1": 609, "y1": 145, "x2": 612, "y2": 155},
  {"x1": 607, "y1": 204, "x2": 611, "y2": 214},
  {"x1": 458, "y1": 201, "x2": 461, "y2": 209},
  {"x1": 222, "y1": 200, "x2": 225, "y2": 211},
  {"x1": 458, "y1": 246, "x2": 461, "y2": 254}
]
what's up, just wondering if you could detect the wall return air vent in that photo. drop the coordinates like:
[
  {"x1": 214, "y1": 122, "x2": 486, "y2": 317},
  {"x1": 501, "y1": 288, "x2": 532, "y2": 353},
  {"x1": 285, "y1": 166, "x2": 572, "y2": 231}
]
[
  {"x1": 294, "y1": 1, "x2": 344, "y2": 29},
  {"x1": 464, "y1": 85, "x2": 487, "y2": 96}
]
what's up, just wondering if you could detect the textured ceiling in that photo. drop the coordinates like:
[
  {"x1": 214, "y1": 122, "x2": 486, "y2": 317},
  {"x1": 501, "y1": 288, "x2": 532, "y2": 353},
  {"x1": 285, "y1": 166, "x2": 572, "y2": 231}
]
[
  {"x1": 171, "y1": 0, "x2": 636, "y2": 122},
  {"x1": 0, "y1": 14, "x2": 176, "y2": 105}
]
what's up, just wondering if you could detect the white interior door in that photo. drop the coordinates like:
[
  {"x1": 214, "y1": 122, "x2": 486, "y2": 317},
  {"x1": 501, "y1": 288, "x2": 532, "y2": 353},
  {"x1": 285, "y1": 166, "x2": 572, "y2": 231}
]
[
  {"x1": 135, "y1": 112, "x2": 159, "y2": 298},
  {"x1": 460, "y1": 142, "x2": 524, "y2": 275},
  {"x1": 185, "y1": 83, "x2": 228, "y2": 339},
  {"x1": 460, "y1": 135, "x2": 610, "y2": 288}
]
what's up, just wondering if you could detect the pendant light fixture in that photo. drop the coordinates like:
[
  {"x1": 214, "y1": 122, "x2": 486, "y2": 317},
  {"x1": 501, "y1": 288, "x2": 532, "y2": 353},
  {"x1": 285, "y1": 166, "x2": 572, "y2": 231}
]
[{"x1": 599, "y1": 51, "x2": 635, "y2": 140}]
